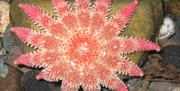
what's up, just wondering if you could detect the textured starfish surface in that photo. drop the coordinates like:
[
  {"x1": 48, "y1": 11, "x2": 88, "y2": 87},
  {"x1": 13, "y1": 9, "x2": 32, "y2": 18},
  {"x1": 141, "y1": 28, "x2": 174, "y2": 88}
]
[{"x1": 11, "y1": 0, "x2": 160, "y2": 91}]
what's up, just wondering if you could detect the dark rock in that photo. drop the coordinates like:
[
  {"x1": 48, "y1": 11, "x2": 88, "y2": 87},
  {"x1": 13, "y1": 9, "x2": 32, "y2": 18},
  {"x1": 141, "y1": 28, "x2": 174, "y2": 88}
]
[
  {"x1": 161, "y1": 45, "x2": 180, "y2": 68},
  {"x1": 3, "y1": 24, "x2": 17, "y2": 53},
  {"x1": 21, "y1": 70, "x2": 52, "y2": 91},
  {"x1": 0, "y1": 64, "x2": 23, "y2": 91},
  {"x1": 172, "y1": 18, "x2": 180, "y2": 40}
]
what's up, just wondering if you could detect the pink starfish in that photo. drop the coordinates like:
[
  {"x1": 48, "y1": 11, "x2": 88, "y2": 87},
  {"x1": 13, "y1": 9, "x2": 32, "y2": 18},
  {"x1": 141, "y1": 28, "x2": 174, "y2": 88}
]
[{"x1": 11, "y1": 0, "x2": 160, "y2": 91}]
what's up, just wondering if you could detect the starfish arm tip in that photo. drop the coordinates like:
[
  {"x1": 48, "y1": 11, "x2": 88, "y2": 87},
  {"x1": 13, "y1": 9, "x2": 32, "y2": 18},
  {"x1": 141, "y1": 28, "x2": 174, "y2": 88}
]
[
  {"x1": 36, "y1": 72, "x2": 44, "y2": 80},
  {"x1": 18, "y1": 3, "x2": 24, "y2": 8},
  {"x1": 14, "y1": 54, "x2": 31, "y2": 67},
  {"x1": 116, "y1": 82, "x2": 128, "y2": 91},
  {"x1": 129, "y1": 64, "x2": 144, "y2": 77},
  {"x1": 155, "y1": 45, "x2": 161, "y2": 52},
  {"x1": 133, "y1": 0, "x2": 138, "y2": 4}
]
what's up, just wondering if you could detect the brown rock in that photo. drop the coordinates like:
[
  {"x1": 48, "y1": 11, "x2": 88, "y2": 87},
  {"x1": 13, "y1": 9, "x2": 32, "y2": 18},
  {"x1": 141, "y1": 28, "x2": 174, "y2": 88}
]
[
  {"x1": 0, "y1": 64, "x2": 23, "y2": 91},
  {"x1": 167, "y1": 0, "x2": 180, "y2": 17}
]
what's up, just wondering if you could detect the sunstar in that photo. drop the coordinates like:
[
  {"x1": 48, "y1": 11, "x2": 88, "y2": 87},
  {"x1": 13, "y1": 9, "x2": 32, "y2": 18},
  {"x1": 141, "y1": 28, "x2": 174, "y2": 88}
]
[{"x1": 11, "y1": 0, "x2": 160, "y2": 91}]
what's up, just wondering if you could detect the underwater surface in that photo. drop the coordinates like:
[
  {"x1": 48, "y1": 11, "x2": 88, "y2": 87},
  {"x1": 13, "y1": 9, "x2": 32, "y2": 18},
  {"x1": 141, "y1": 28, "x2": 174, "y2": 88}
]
[{"x1": 0, "y1": 0, "x2": 180, "y2": 91}]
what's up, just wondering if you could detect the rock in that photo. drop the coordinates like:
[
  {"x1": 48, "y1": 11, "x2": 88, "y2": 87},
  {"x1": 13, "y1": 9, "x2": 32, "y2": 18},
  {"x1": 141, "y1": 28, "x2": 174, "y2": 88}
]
[
  {"x1": 172, "y1": 18, "x2": 180, "y2": 40},
  {"x1": 5, "y1": 46, "x2": 28, "y2": 72},
  {"x1": 0, "y1": 37, "x2": 3, "y2": 51},
  {"x1": 158, "y1": 16, "x2": 176, "y2": 40},
  {"x1": 3, "y1": 24, "x2": 17, "y2": 52},
  {"x1": 167, "y1": 0, "x2": 180, "y2": 17},
  {"x1": 0, "y1": 64, "x2": 23, "y2": 91},
  {"x1": 160, "y1": 45, "x2": 180, "y2": 68},
  {"x1": 176, "y1": 17, "x2": 180, "y2": 30},
  {"x1": 158, "y1": 39, "x2": 180, "y2": 47},
  {"x1": 0, "y1": 0, "x2": 12, "y2": 3},
  {"x1": 0, "y1": 1, "x2": 10, "y2": 37},
  {"x1": 172, "y1": 87, "x2": 180, "y2": 91},
  {"x1": 10, "y1": 0, "x2": 163, "y2": 64},
  {"x1": 127, "y1": 78, "x2": 141, "y2": 91},
  {"x1": 111, "y1": 0, "x2": 163, "y2": 63},
  {"x1": 0, "y1": 59, "x2": 8, "y2": 78},
  {"x1": 21, "y1": 70, "x2": 53, "y2": 91},
  {"x1": 150, "y1": 82, "x2": 180, "y2": 91},
  {"x1": 158, "y1": 16, "x2": 180, "y2": 41}
]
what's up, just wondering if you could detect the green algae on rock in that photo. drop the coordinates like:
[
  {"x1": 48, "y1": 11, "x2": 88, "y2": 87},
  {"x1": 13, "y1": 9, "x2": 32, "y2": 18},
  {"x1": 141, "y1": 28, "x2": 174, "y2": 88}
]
[
  {"x1": 111, "y1": 0, "x2": 163, "y2": 63},
  {"x1": 10, "y1": 0, "x2": 54, "y2": 52}
]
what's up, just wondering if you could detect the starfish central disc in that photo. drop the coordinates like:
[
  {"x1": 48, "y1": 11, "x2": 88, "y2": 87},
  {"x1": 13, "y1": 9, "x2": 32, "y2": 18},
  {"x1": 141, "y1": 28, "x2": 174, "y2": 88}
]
[
  {"x1": 77, "y1": 42, "x2": 89, "y2": 54},
  {"x1": 68, "y1": 34, "x2": 99, "y2": 64}
]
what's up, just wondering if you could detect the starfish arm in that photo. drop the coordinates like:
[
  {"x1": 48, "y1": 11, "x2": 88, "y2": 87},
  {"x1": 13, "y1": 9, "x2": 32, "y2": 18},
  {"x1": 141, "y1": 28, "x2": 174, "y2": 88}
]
[
  {"x1": 52, "y1": 0, "x2": 71, "y2": 16},
  {"x1": 90, "y1": 12, "x2": 105, "y2": 31},
  {"x1": 61, "y1": 13, "x2": 78, "y2": 30},
  {"x1": 94, "y1": 0, "x2": 111, "y2": 16},
  {"x1": 77, "y1": 10, "x2": 91, "y2": 29},
  {"x1": 38, "y1": 35, "x2": 59, "y2": 49},
  {"x1": 19, "y1": 4, "x2": 53, "y2": 29},
  {"x1": 36, "y1": 62, "x2": 81, "y2": 90},
  {"x1": 80, "y1": 64, "x2": 110, "y2": 90},
  {"x1": 90, "y1": 0, "x2": 111, "y2": 31},
  {"x1": 105, "y1": 77, "x2": 128, "y2": 91},
  {"x1": 108, "y1": 37, "x2": 160, "y2": 54},
  {"x1": 36, "y1": 65, "x2": 64, "y2": 81},
  {"x1": 116, "y1": 56, "x2": 143, "y2": 76},
  {"x1": 11, "y1": 27, "x2": 59, "y2": 49},
  {"x1": 116, "y1": 81, "x2": 128, "y2": 91},
  {"x1": 62, "y1": 68, "x2": 99, "y2": 91},
  {"x1": 14, "y1": 53, "x2": 45, "y2": 68},
  {"x1": 101, "y1": 23, "x2": 119, "y2": 39},
  {"x1": 19, "y1": 4, "x2": 67, "y2": 35},
  {"x1": 14, "y1": 50, "x2": 60, "y2": 68},
  {"x1": 106, "y1": 55, "x2": 143, "y2": 77},
  {"x1": 11, "y1": 27, "x2": 43, "y2": 47},
  {"x1": 62, "y1": 70, "x2": 82, "y2": 90},
  {"x1": 111, "y1": 0, "x2": 138, "y2": 31},
  {"x1": 74, "y1": 0, "x2": 91, "y2": 29},
  {"x1": 75, "y1": 0, "x2": 90, "y2": 11},
  {"x1": 11, "y1": 27, "x2": 31, "y2": 42},
  {"x1": 48, "y1": 22, "x2": 67, "y2": 36}
]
